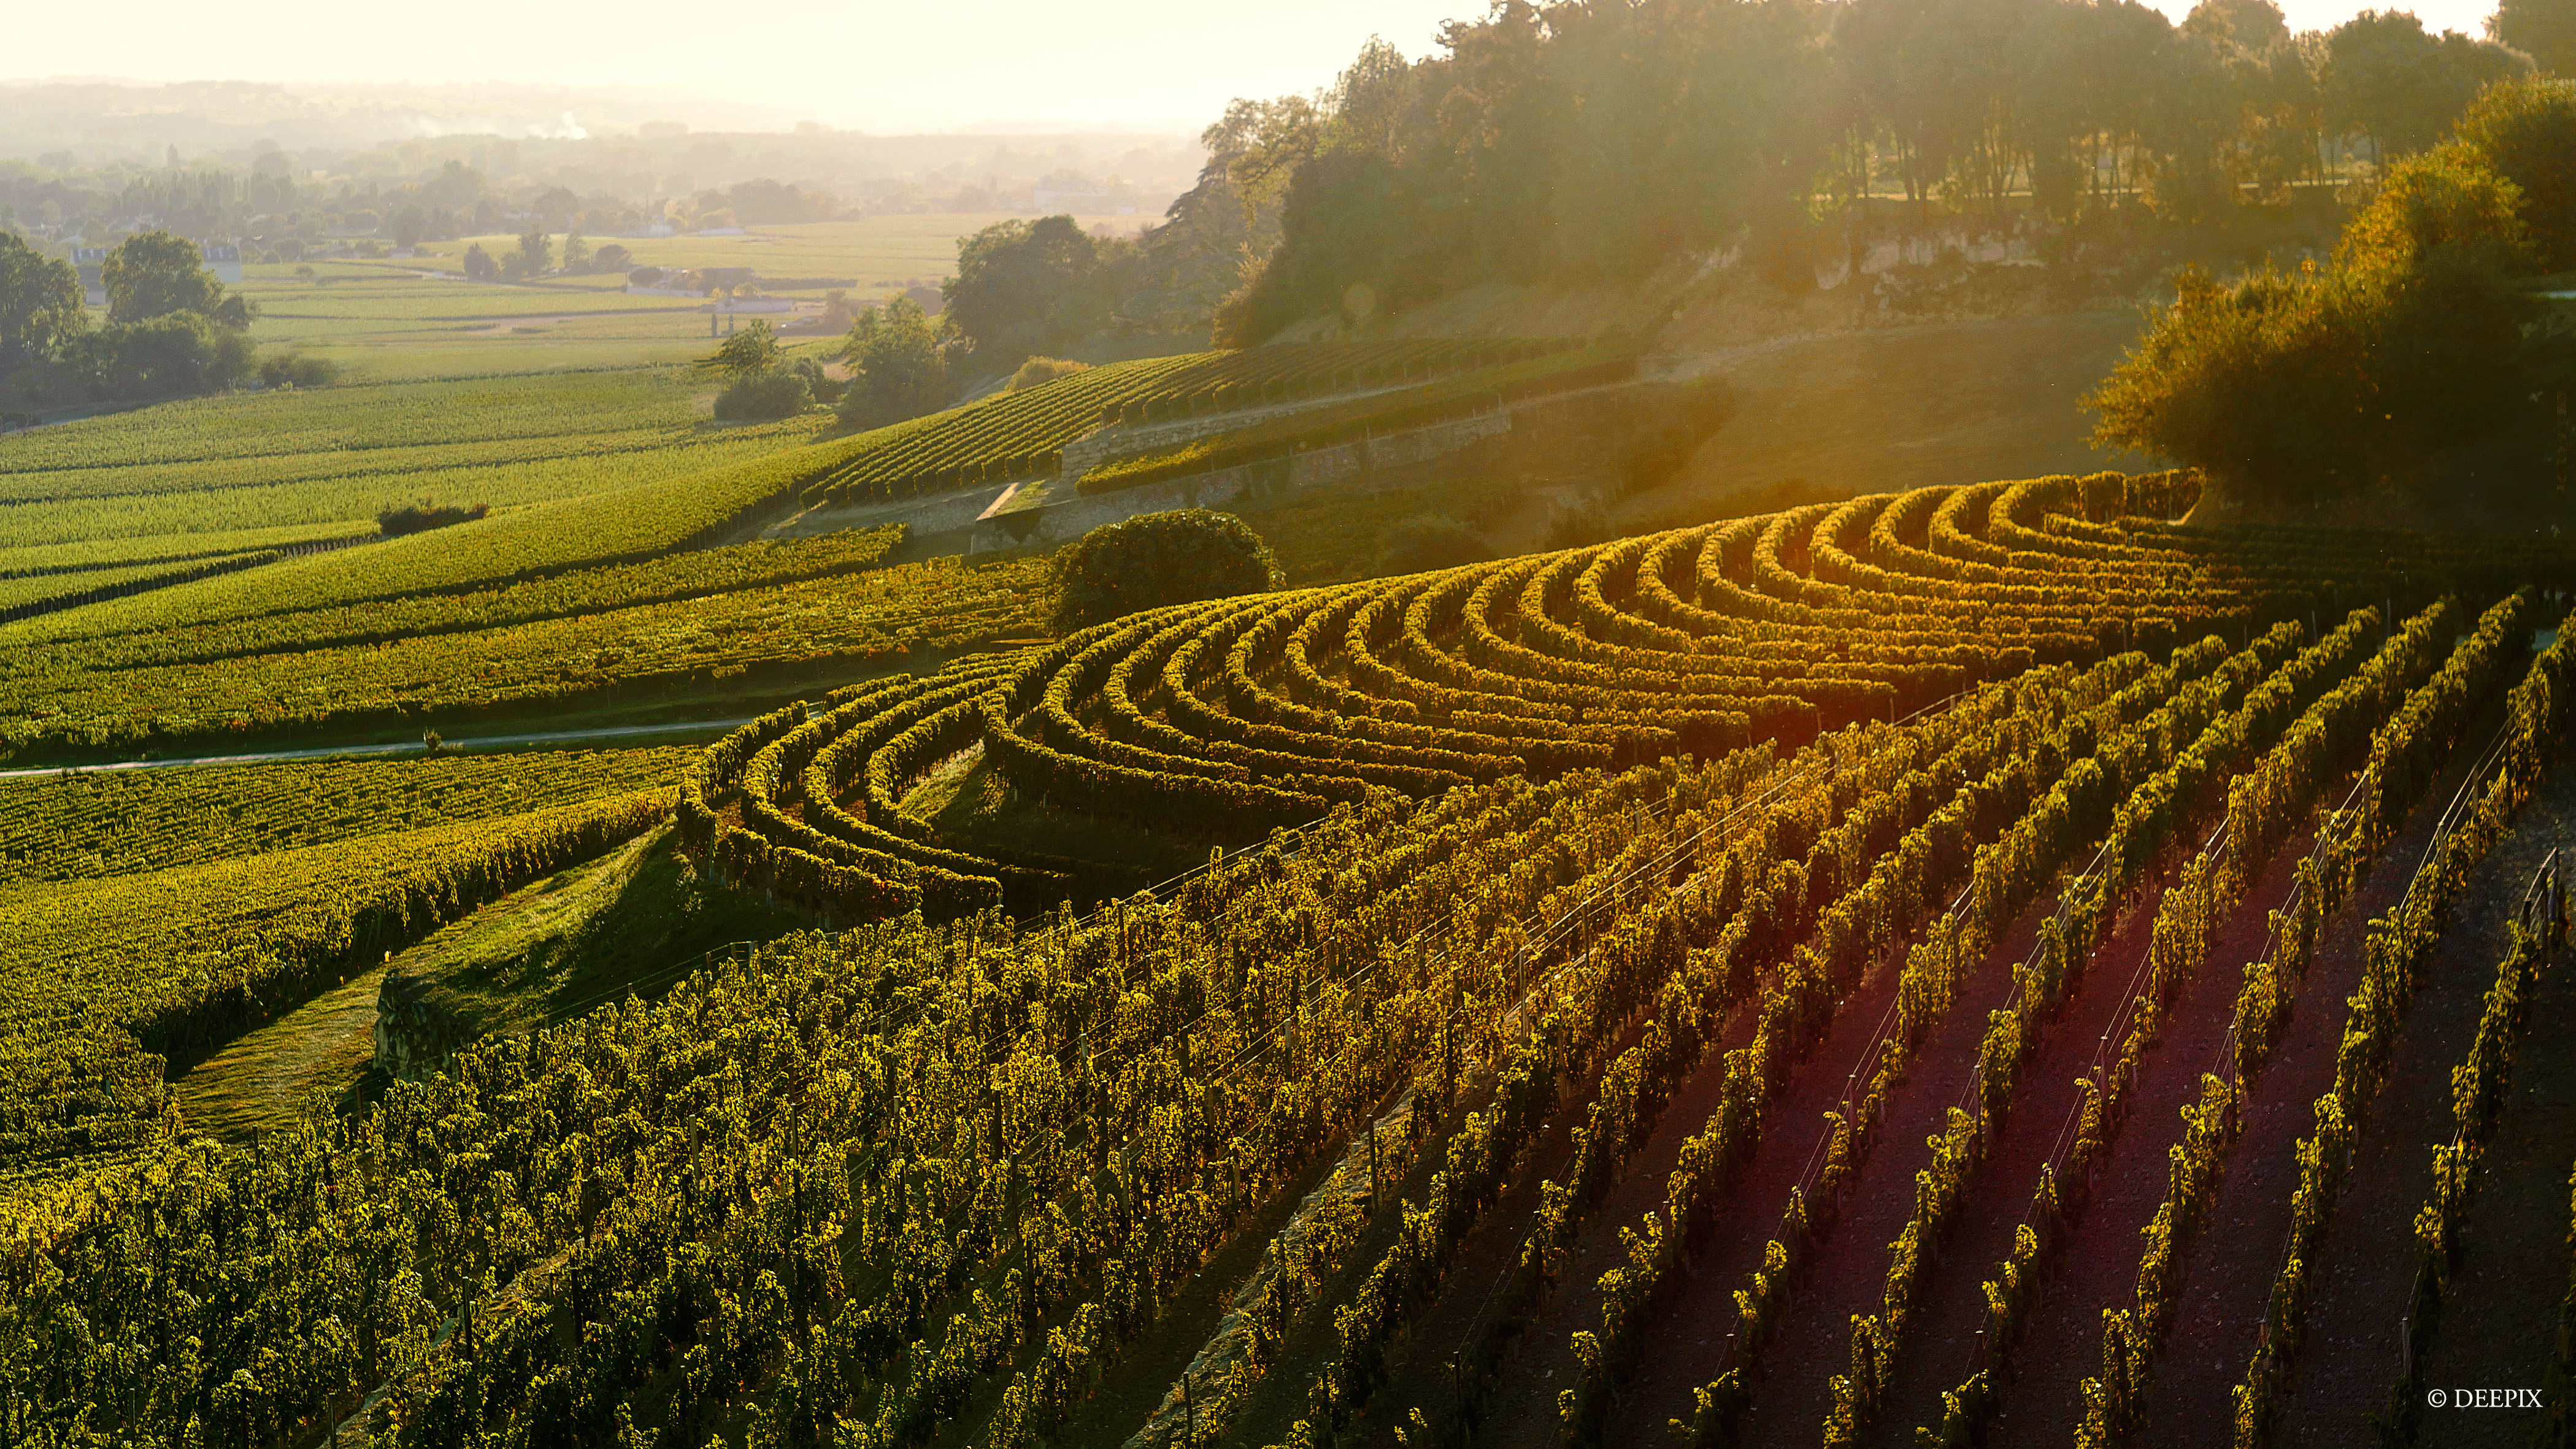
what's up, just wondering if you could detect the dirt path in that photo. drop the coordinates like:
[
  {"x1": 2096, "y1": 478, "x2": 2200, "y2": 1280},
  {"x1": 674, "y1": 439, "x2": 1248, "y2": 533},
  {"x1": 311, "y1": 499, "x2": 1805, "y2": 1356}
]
[
  {"x1": 2267, "y1": 740, "x2": 2576, "y2": 1447},
  {"x1": 1849, "y1": 867, "x2": 2172, "y2": 1448},
  {"x1": 2128, "y1": 734, "x2": 2511, "y2": 1445},
  {"x1": 173, "y1": 964, "x2": 387, "y2": 1140}
]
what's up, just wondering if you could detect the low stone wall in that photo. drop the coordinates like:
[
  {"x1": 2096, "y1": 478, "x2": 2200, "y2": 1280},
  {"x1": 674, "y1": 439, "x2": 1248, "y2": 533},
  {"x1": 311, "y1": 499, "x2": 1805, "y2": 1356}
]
[
  {"x1": 969, "y1": 405, "x2": 1515, "y2": 552},
  {"x1": 1058, "y1": 382, "x2": 1431, "y2": 479}
]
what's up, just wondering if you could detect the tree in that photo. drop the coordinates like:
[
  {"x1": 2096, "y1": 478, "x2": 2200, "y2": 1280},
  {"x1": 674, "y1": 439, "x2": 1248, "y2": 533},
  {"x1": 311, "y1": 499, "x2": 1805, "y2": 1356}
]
[
  {"x1": 2453, "y1": 75, "x2": 2576, "y2": 267},
  {"x1": 1048, "y1": 510, "x2": 1283, "y2": 634},
  {"x1": 102, "y1": 231, "x2": 248, "y2": 326},
  {"x1": 836, "y1": 297, "x2": 952, "y2": 431},
  {"x1": 702, "y1": 319, "x2": 782, "y2": 377},
  {"x1": 593, "y1": 243, "x2": 632, "y2": 274},
  {"x1": 513, "y1": 228, "x2": 552, "y2": 275},
  {"x1": 388, "y1": 205, "x2": 428, "y2": 249},
  {"x1": 942, "y1": 215, "x2": 1114, "y2": 369},
  {"x1": 0, "y1": 231, "x2": 85, "y2": 374},
  {"x1": 2088, "y1": 144, "x2": 2537, "y2": 513},
  {"x1": 562, "y1": 232, "x2": 591, "y2": 273},
  {"x1": 462, "y1": 244, "x2": 497, "y2": 281},
  {"x1": 2324, "y1": 11, "x2": 2531, "y2": 165},
  {"x1": 2491, "y1": 0, "x2": 2576, "y2": 75}
]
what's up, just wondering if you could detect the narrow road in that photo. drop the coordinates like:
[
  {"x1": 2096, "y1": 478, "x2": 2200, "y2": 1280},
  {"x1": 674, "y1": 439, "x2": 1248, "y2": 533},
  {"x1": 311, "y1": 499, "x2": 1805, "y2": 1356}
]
[{"x1": 0, "y1": 717, "x2": 753, "y2": 778}]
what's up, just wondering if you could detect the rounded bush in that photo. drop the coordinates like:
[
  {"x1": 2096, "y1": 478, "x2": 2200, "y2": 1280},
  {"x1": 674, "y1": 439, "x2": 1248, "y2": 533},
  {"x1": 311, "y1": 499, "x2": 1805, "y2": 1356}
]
[
  {"x1": 1049, "y1": 509, "x2": 1283, "y2": 634},
  {"x1": 714, "y1": 369, "x2": 814, "y2": 420}
]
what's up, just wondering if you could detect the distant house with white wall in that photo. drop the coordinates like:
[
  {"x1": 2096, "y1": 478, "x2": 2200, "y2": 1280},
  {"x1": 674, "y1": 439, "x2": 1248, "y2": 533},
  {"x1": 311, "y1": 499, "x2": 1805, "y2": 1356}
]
[{"x1": 200, "y1": 244, "x2": 243, "y2": 285}]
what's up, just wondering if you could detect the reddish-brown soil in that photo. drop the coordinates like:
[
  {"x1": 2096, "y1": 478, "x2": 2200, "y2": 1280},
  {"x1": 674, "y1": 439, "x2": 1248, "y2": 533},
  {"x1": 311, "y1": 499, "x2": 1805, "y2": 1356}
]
[
  {"x1": 2266, "y1": 743, "x2": 2576, "y2": 1448},
  {"x1": 1544, "y1": 885, "x2": 2064, "y2": 1449},
  {"x1": 1969, "y1": 829, "x2": 2304, "y2": 1449},
  {"x1": 2121, "y1": 734, "x2": 2502, "y2": 1446},
  {"x1": 1726, "y1": 875, "x2": 2186, "y2": 1449}
]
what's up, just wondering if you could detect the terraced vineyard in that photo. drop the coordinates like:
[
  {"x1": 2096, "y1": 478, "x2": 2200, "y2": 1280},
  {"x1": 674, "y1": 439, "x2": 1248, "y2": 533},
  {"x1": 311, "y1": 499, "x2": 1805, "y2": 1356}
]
[
  {"x1": 804, "y1": 339, "x2": 1600, "y2": 502},
  {"x1": 7, "y1": 464, "x2": 2576, "y2": 1449}
]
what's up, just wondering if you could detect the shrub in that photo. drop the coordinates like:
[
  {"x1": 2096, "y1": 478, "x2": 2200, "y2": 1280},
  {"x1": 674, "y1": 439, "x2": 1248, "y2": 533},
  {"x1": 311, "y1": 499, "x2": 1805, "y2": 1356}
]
[
  {"x1": 1048, "y1": 509, "x2": 1283, "y2": 634},
  {"x1": 1008, "y1": 356, "x2": 1090, "y2": 392},
  {"x1": 1375, "y1": 515, "x2": 1492, "y2": 576},
  {"x1": 379, "y1": 502, "x2": 491, "y2": 536},
  {"x1": 257, "y1": 352, "x2": 342, "y2": 389},
  {"x1": 787, "y1": 356, "x2": 843, "y2": 404},
  {"x1": 714, "y1": 369, "x2": 815, "y2": 421}
]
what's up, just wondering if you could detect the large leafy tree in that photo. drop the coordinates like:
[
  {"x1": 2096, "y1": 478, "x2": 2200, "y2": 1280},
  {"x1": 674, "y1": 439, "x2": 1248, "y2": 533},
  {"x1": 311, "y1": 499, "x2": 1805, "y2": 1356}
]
[
  {"x1": 0, "y1": 232, "x2": 84, "y2": 374},
  {"x1": 2451, "y1": 75, "x2": 2576, "y2": 266},
  {"x1": 836, "y1": 297, "x2": 952, "y2": 432},
  {"x1": 942, "y1": 215, "x2": 1127, "y2": 370},
  {"x1": 2323, "y1": 11, "x2": 2531, "y2": 164},
  {"x1": 102, "y1": 230, "x2": 250, "y2": 327},
  {"x1": 702, "y1": 318, "x2": 782, "y2": 378},
  {"x1": 2088, "y1": 143, "x2": 2538, "y2": 513},
  {"x1": 2491, "y1": 0, "x2": 2576, "y2": 75}
]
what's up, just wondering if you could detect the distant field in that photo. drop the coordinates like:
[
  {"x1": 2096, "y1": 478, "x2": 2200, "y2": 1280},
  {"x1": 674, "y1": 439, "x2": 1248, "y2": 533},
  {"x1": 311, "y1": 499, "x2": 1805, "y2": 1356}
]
[
  {"x1": 0, "y1": 367, "x2": 827, "y2": 563},
  {"x1": 225, "y1": 214, "x2": 1152, "y2": 379},
  {"x1": 398, "y1": 213, "x2": 1155, "y2": 294}
]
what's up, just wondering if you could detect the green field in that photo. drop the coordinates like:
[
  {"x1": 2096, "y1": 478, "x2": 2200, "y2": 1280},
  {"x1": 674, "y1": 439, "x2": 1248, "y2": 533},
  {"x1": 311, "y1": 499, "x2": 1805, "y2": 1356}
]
[
  {"x1": 397, "y1": 213, "x2": 1153, "y2": 293},
  {"x1": 0, "y1": 367, "x2": 830, "y2": 569},
  {"x1": 228, "y1": 214, "x2": 1152, "y2": 379}
]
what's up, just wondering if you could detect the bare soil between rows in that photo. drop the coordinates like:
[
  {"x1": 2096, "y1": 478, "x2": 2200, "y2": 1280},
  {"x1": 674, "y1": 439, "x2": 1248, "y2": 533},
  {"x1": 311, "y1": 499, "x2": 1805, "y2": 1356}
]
[
  {"x1": 1974, "y1": 827, "x2": 2304, "y2": 1449},
  {"x1": 2107, "y1": 711, "x2": 2508, "y2": 1445},
  {"x1": 2412, "y1": 751, "x2": 2576, "y2": 1447},
  {"x1": 1565, "y1": 886, "x2": 2063, "y2": 1449},
  {"x1": 1733, "y1": 874, "x2": 2160, "y2": 1449},
  {"x1": 2268, "y1": 734, "x2": 2576, "y2": 1448}
]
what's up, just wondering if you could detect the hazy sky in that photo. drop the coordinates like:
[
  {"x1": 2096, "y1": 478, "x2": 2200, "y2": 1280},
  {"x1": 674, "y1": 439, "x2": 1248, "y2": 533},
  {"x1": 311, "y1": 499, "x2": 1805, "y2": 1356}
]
[{"x1": 6, "y1": 0, "x2": 2512, "y2": 137}]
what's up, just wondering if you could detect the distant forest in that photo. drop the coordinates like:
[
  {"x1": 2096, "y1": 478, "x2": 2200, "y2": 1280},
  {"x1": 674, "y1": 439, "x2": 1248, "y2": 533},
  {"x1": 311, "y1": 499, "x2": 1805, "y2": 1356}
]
[{"x1": 1121, "y1": 0, "x2": 2556, "y2": 342}]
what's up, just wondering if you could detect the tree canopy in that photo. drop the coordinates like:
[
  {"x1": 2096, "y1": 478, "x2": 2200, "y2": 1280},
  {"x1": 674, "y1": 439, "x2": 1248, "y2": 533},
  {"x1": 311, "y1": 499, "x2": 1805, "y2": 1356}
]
[
  {"x1": 102, "y1": 230, "x2": 251, "y2": 328},
  {"x1": 836, "y1": 297, "x2": 952, "y2": 432},
  {"x1": 2088, "y1": 125, "x2": 2547, "y2": 516},
  {"x1": 0, "y1": 233, "x2": 83, "y2": 374},
  {"x1": 702, "y1": 319, "x2": 782, "y2": 378},
  {"x1": 941, "y1": 216, "x2": 1131, "y2": 371},
  {"x1": 2451, "y1": 75, "x2": 2576, "y2": 267},
  {"x1": 1145, "y1": 0, "x2": 2531, "y2": 344},
  {"x1": 2491, "y1": 0, "x2": 2576, "y2": 75}
]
